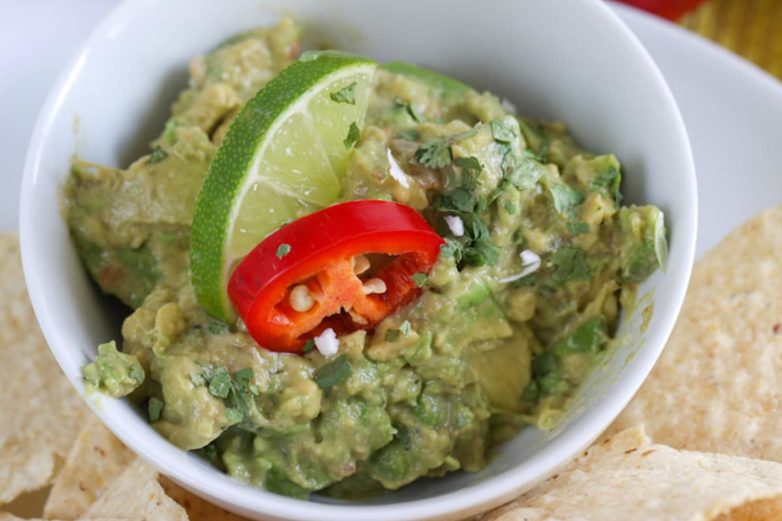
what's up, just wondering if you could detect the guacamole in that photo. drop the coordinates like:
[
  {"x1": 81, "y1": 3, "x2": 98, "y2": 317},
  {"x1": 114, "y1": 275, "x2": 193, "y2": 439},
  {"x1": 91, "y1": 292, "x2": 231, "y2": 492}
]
[{"x1": 66, "y1": 18, "x2": 666, "y2": 498}]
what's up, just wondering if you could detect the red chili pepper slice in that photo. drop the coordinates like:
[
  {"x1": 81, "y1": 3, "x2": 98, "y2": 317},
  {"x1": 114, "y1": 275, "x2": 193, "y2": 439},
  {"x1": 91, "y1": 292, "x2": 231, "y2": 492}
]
[{"x1": 228, "y1": 200, "x2": 444, "y2": 353}]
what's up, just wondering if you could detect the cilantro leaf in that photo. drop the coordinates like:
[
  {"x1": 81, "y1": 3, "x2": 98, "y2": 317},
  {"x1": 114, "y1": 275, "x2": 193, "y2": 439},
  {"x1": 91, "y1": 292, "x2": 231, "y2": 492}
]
[
  {"x1": 433, "y1": 187, "x2": 477, "y2": 214},
  {"x1": 398, "y1": 129, "x2": 420, "y2": 141},
  {"x1": 275, "y1": 243, "x2": 291, "y2": 259},
  {"x1": 329, "y1": 81, "x2": 357, "y2": 104},
  {"x1": 553, "y1": 316, "x2": 607, "y2": 356},
  {"x1": 415, "y1": 138, "x2": 452, "y2": 169},
  {"x1": 454, "y1": 156, "x2": 482, "y2": 173},
  {"x1": 567, "y1": 222, "x2": 589, "y2": 236},
  {"x1": 491, "y1": 119, "x2": 517, "y2": 143},
  {"x1": 314, "y1": 354, "x2": 353, "y2": 390},
  {"x1": 207, "y1": 367, "x2": 232, "y2": 398},
  {"x1": 147, "y1": 146, "x2": 168, "y2": 165},
  {"x1": 344, "y1": 122, "x2": 361, "y2": 149},
  {"x1": 232, "y1": 367, "x2": 254, "y2": 392},
  {"x1": 394, "y1": 98, "x2": 423, "y2": 122},
  {"x1": 302, "y1": 339, "x2": 315, "y2": 353},
  {"x1": 549, "y1": 184, "x2": 585, "y2": 215},
  {"x1": 411, "y1": 272, "x2": 428, "y2": 287},
  {"x1": 206, "y1": 320, "x2": 229, "y2": 335},
  {"x1": 589, "y1": 166, "x2": 623, "y2": 204},
  {"x1": 504, "y1": 151, "x2": 545, "y2": 191},
  {"x1": 147, "y1": 397, "x2": 163, "y2": 422},
  {"x1": 550, "y1": 246, "x2": 591, "y2": 284},
  {"x1": 385, "y1": 328, "x2": 401, "y2": 342}
]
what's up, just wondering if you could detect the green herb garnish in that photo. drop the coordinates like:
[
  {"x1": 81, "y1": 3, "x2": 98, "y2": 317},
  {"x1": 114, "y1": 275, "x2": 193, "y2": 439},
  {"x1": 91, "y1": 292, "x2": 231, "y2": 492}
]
[
  {"x1": 314, "y1": 354, "x2": 353, "y2": 390},
  {"x1": 147, "y1": 397, "x2": 164, "y2": 422},
  {"x1": 207, "y1": 367, "x2": 232, "y2": 399},
  {"x1": 302, "y1": 339, "x2": 315, "y2": 353},
  {"x1": 567, "y1": 222, "x2": 589, "y2": 236},
  {"x1": 329, "y1": 81, "x2": 357, "y2": 104},
  {"x1": 490, "y1": 119, "x2": 517, "y2": 143},
  {"x1": 549, "y1": 246, "x2": 591, "y2": 284},
  {"x1": 554, "y1": 316, "x2": 607, "y2": 356},
  {"x1": 147, "y1": 146, "x2": 168, "y2": 165},
  {"x1": 550, "y1": 184, "x2": 585, "y2": 215},
  {"x1": 589, "y1": 166, "x2": 623, "y2": 204},
  {"x1": 415, "y1": 138, "x2": 452, "y2": 169},
  {"x1": 344, "y1": 122, "x2": 361, "y2": 149},
  {"x1": 398, "y1": 129, "x2": 421, "y2": 141},
  {"x1": 275, "y1": 243, "x2": 291, "y2": 259},
  {"x1": 411, "y1": 272, "x2": 428, "y2": 287},
  {"x1": 394, "y1": 98, "x2": 423, "y2": 122}
]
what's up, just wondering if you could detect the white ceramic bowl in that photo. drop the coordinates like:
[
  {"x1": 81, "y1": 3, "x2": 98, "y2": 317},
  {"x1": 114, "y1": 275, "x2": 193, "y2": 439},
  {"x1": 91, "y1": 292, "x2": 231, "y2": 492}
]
[{"x1": 19, "y1": 0, "x2": 697, "y2": 519}]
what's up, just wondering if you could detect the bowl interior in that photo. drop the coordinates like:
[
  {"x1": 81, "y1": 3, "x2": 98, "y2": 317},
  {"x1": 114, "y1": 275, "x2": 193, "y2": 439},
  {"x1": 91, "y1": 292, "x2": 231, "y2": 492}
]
[{"x1": 20, "y1": 0, "x2": 696, "y2": 519}]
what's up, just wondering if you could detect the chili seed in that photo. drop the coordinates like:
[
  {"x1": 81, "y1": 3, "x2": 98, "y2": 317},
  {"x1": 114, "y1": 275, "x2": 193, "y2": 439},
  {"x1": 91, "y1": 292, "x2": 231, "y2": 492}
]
[
  {"x1": 362, "y1": 278, "x2": 387, "y2": 295},
  {"x1": 289, "y1": 284, "x2": 314, "y2": 312},
  {"x1": 353, "y1": 254, "x2": 370, "y2": 275}
]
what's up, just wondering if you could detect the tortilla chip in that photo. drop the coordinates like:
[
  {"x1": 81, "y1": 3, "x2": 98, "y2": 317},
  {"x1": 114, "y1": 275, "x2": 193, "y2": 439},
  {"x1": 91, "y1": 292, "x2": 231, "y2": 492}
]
[
  {"x1": 159, "y1": 477, "x2": 253, "y2": 520},
  {"x1": 609, "y1": 206, "x2": 782, "y2": 459},
  {"x1": 0, "y1": 233, "x2": 90, "y2": 504},
  {"x1": 79, "y1": 458, "x2": 186, "y2": 520},
  {"x1": 44, "y1": 416, "x2": 135, "y2": 519},
  {"x1": 484, "y1": 427, "x2": 782, "y2": 521}
]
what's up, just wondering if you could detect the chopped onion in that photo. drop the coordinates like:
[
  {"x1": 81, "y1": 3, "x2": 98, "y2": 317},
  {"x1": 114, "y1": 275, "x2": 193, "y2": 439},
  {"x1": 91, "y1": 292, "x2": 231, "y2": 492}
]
[
  {"x1": 444, "y1": 215, "x2": 465, "y2": 237},
  {"x1": 497, "y1": 249, "x2": 542, "y2": 283},
  {"x1": 387, "y1": 148, "x2": 410, "y2": 188},
  {"x1": 314, "y1": 328, "x2": 340, "y2": 358}
]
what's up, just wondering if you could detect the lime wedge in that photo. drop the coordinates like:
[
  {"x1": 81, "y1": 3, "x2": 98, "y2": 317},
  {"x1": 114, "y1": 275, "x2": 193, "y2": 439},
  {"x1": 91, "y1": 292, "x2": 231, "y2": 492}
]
[{"x1": 191, "y1": 53, "x2": 377, "y2": 321}]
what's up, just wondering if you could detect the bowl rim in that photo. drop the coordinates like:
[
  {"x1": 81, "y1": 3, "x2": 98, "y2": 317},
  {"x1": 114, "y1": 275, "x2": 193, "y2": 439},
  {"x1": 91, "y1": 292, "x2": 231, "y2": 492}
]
[{"x1": 19, "y1": 0, "x2": 697, "y2": 519}]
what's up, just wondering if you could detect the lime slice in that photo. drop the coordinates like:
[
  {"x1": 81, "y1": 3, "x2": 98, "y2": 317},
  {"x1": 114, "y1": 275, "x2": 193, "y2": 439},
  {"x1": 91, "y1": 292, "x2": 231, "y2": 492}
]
[{"x1": 191, "y1": 53, "x2": 377, "y2": 321}]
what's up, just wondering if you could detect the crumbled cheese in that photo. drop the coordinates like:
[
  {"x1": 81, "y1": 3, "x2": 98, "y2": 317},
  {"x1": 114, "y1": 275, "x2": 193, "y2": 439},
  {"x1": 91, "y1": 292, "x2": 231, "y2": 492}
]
[
  {"x1": 387, "y1": 148, "x2": 411, "y2": 188},
  {"x1": 497, "y1": 249, "x2": 542, "y2": 283},
  {"x1": 444, "y1": 215, "x2": 465, "y2": 237},
  {"x1": 501, "y1": 98, "x2": 518, "y2": 115},
  {"x1": 314, "y1": 328, "x2": 340, "y2": 358}
]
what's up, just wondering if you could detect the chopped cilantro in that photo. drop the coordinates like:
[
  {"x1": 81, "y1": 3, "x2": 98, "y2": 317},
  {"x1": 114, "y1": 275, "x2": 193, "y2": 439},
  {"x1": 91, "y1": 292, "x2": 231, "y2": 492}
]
[
  {"x1": 275, "y1": 243, "x2": 291, "y2": 259},
  {"x1": 398, "y1": 129, "x2": 420, "y2": 141},
  {"x1": 329, "y1": 81, "x2": 357, "y2": 104},
  {"x1": 411, "y1": 272, "x2": 428, "y2": 287},
  {"x1": 394, "y1": 98, "x2": 423, "y2": 122},
  {"x1": 503, "y1": 200, "x2": 519, "y2": 215},
  {"x1": 207, "y1": 367, "x2": 232, "y2": 399},
  {"x1": 589, "y1": 166, "x2": 623, "y2": 204},
  {"x1": 550, "y1": 184, "x2": 585, "y2": 215},
  {"x1": 344, "y1": 122, "x2": 361, "y2": 149},
  {"x1": 554, "y1": 316, "x2": 607, "y2": 356},
  {"x1": 550, "y1": 246, "x2": 591, "y2": 284},
  {"x1": 454, "y1": 156, "x2": 482, "y2": 173},
  {"x1": 433, "y1": 187, "x2": 477, "y2": 214},
  {"x1": 225, "y1": 407, "x2": 244, "y2": 424},
  {"x1": 314, "y1": 354, "x2": 353, "y2": 390},
  {"x1": 567, "y1": 222, "x2": 590, "y2": 236},
  {"x1": 385, "y1": 328, "x2": 401, "y2": 342},
  {"x1": 206, "y1": 320, "x2": 229, "y2": 335},
  {"x1": 302, "y1": 339, "x2": 315, "y2": 353},
  {"x1": 399, "y1": 320, "x2": 411, "y2": 336},
  {"x1": 147, "y1": 146, "x2": 168, "y2": 165},
  {"x1": 490, "y1": 119, "x2": 517, "y2": 143},
  {"x1": 147, "y1": 397, "x2": 164, "y2": 422},
  {"x1": 190, "y1": 371, "x2": 206, "y2": 386},
  {"x1": 232, "y1": 367, "x2": 254, "y2": 391},
  {"x1": 504, "y1": 151, "x2": 545, "y2": 191},
  {"x1": 415, "y1": 138, "x2": 452, "y2": 169}
]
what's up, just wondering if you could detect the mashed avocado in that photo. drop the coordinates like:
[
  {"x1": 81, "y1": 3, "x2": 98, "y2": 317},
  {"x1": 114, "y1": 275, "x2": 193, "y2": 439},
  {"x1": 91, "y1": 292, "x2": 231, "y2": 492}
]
[{"x1": 67, "y1": 19, "x2": 666, "y2": 499}]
